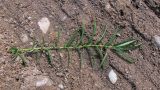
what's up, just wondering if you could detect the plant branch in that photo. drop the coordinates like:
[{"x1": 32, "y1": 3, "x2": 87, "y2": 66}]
[{"x1": 19, "y1": 44, "x2": 113, "y2": 53}]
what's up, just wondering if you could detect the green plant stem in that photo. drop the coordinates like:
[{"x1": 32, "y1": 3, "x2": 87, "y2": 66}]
[{"x1": 19, "y1": 45, "x2": 113, "y2": 53}]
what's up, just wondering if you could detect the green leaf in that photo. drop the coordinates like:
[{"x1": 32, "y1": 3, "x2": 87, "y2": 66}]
[
  {"x1": 64, "y1": 30, "x2": 79, "y2": 47},
  {"x1": 93, "y1": 18, "x2": 96, "y2": 36},
  {"x1": 122, "y1": 43, "x2": 141, "y2": 51},
  {"x1": 115, "y1": 40, "x2": 136, "y2": 48},
  {"x1": 85, "y1": 48, "x2": 95, "y2": 68},
  {"x1": 45, "y1": 50, "x2": 52, "y2": 65},
  {"x1": 113, "y1": 49, "x2": 135, "y2": 63},
  {"x1": 105, "y1": 26, "x2": 122, "y2": 46},
  {"x1": 114, "y1": 39, "x2": 141, "y2": 51},
  {"x1": 96, "y1": 25, "x2": 107, "y2": 44},
  {"x1": 35, "y1": 52, "x2": 40, "y2": 63},
  {"x1": 78, "y1": 22, "x2": 85, "y2": 45},
  {"x1": 100, "y1": 51, "x2": 108, "y2": 69},
  {"x1": 95, "y1": 47, "x2": 104, "y2": 59},
  {"x1": 9, "y1": 47, "x2": 19, "y2": 55},
  {"x1": 18, "y1": 54, "x2": 27, "y2": 66},
  {"x1": 86, "y1": 19, "x2": 97, "y2": 45},
  {"x1": 55, "y1": 31, "x2": 61, "y2": 47},
  {"x1": 84, "y1": 32, "x2": 93, "y2": 45},
  {"x1": 67, "y1": 49, "x2": 71, "y2": 67},
  {"x1": 77, "y1": 48, "x2": 83, "y2": 69}
]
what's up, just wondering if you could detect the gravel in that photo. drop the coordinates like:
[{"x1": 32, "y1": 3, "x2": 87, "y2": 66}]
[{"x1": 153, "y1": 35, "x2": 160, "y2": 47}]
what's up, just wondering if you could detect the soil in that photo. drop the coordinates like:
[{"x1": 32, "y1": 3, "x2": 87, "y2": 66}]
[{"x1": 0, "y1": 0, "x2": 160, "y2": 90}]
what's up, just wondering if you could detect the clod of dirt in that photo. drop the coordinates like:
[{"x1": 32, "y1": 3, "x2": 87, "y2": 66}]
[
  {"x1": 38, "y1": 17, "x2": 50, "y2": 34},
  {"x1": 153, "y1": 35, "x2": 160, "y2": 47},
  {"x1": 108, "y1": 69, "x2": 118, "y2": 84}
]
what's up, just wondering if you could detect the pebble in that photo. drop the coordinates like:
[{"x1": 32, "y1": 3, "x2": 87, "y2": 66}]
[
  {"x1": 105, "y1": 3, "x2": 111, "y2": 10},
  {"x1": 60, "y1": 53, "x2": 64, "y2": 58},
  {"x1": 56, "y1": 72, "x2": 63, "y2": 77},
  {"x1": 108, "y1": 69, "x2": 118, "y2": 84},
  {"x1": 36, "y1": 77, "x2": 53, "y2": 87},
  {"x1": 61, "y1": 16, "x2": 67, "y2": 21},
  {"x1": 29, "y1": 42, "x2": 33, "y2": 45},
  {"x1": 58, "y1": 83, "x2": 64, "y2": 89},
  {"x1": 21, "y1": 33, "x2": 28, "y2": 43},
  {"x1": 153, "y1": 35, "x2": 160, "y2": 47},
  {"x1": 38, "y1": 17, "x2": 50, "y2": 34}
]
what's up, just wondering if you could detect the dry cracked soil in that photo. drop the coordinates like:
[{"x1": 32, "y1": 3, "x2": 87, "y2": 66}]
[{"x1": 0, "y1": 0, "x2": 160, "y2": 90}]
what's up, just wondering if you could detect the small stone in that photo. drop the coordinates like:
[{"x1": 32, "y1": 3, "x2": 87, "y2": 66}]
[
  {"x1": 36, "y1": 77, "x2": 53, "y2": 87},
  {"x1": 116, "y1": 33, "x2": 121, "y2": 37},
  {"x1": 105, "y1": 3, "x2": 111, "y2": 10},
  {"x1": 58, "y1": 83, "x2": 64, "y2": 89},
  {"x1": 56, "y1": 72, "x2": 63, "y2": 77},
  {"x1": 15, "y1": 56, "x2": 21, "y2": 62},
  {"x1": 21, "y1": 33, "x2": 28, "y2": 43},
  {"x1": 28, "y1": 16, "x2": 32, "y2": 20},
  {"x1": 108, "y1": 69, "x2": 118, "y2": 84},
  {"x1": 38, "y1": 17, "x2": 50, "y2": 34},
  {"x1": 61, "y1": 16, "x2": 67, "y2": 21},
  {"x1": 29, "y1": 42, "x2": 33, "y2": 45},
  {"x1": 153, "y1": 35, "x2": 160, "y2": 47},
  {"x1": 0, "y1": 34, "x2": 4, "y2": 39},
  {"x1": 60, "y1": 53, "x2": 63, "y2": 58}
]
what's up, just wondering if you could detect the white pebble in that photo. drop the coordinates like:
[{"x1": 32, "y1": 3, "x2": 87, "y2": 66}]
[
  {"x1": 38, "y1": 17, "x2": 50, "y2": 34},
  {"x1": 58, "y1": 83, "x2": 64, "y2": 89},
  {"x1": 108, "y1": 69, "x2": 118, "y2": 84},
  {"x1": 60, "y1": 53, "x2": 64, "y2": 58},
  {"x1": 153, "y1": 35, "x2": 160, "y2": 47},
  {"x1": 105, "y1": 3, "x2": 111, "y2": 10},
  {"x1": 29, "y1": 42, "x2": 33, "y2": 45},
  {"x1": 62, "y1": 16, "x2": 67, "y2": 21},
  {"x1": 28, "y1": 16, "x2": 32, "y2": 20},
  {"x1": 36, "y1": 77, "x2": 52, "y2": 87},
  {"x1": 21, "y1": 33, "x2": 28, "y2": 43}
]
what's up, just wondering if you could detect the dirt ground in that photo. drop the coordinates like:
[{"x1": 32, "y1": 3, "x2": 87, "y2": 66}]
[{"x1": 0, "y1": 0, "x2": 160, "y2": 90}]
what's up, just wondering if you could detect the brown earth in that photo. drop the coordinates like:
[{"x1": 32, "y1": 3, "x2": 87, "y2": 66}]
[{"x1": 0, "y1": 0, "x2": 160, "y2": 90}]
